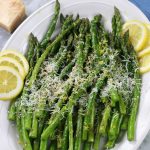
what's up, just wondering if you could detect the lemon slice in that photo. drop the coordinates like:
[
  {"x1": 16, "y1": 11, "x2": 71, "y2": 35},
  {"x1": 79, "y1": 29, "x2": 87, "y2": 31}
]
[
  {"x1": 0, "y1": 50, "x2": 29, "y2": 75},
  {"x1": 0, "y1": 57, "x2": 25, "y2": 79},
  {"x1": 123, "y1": 20, "x2": 148, "y2": 51},
  {"x1": 0, "y1": 66, "x2": 23, "y2": 100},
  {"x1": 138, "y1": 46, "x2": 150, "y2": 58},
  {"x1": 144, "y1": 23, "x2": 150, "y2": 48},
  {"x1": 146, "y1": 24, "x2": 150, "y2": 30},
  {"x1": 139, "y1": 54, "x2": 150, "y2": 74},
  {"x1": 145, "y1": 23, "x2": 150, "y2": 33}
]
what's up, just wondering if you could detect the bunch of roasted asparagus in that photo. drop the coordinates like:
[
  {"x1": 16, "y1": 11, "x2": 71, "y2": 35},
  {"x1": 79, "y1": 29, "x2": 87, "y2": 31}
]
[{"x1": 8, "y1": 0, "x2": 141, "y2": 150}]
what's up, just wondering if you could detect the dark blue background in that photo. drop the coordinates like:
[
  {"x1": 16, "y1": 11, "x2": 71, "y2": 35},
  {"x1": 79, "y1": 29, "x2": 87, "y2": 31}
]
[{"x1": 130, "y1": 0, "x2": 150, "y2": 20}]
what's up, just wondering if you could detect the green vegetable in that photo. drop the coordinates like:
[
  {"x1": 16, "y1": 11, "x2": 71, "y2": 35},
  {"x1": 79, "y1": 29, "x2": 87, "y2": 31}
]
[
  {"x1": 62, "y1": 120, "x2": 69, "y2": 150},
  {"x1": 29, "y1": 114, "x2": 38, "y2": 138},
  {"x1": 8, "y1": 101, "x2": 16, "y2": 121},
  {"x1": 49, "y1": 140, "x2": 57, "y2": 150},
  {"x1": 8, "y1": 5, "x2": 141, "y2": 150},
  {"x1": 99, "y1": 104, "x2": 111, "y2": 135},
  {"x1": 29, "y1": 19, "x2": 81, "y2": 86},
  {"x1": 40, "y1": 0, "x2": 60, "y2": 47}
]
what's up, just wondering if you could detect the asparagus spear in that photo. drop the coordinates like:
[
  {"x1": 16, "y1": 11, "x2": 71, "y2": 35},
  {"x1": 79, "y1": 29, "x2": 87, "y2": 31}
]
[
  {"x1": 57, "y1": 123, "x2": 64, "y2": 149},
  {"x1": 99, "y1": 104, "x2": 111, "y2": 135},
  {"x1": 113, "y1": 7, "x2": 122, "y2": 37},
  {"x1": 59, "y1": 59, "x2": 75, "y2": 79},
  {"x1": 93, "y1": 113, "x2": 101, "y2": 150},
  {"x1": 14, "y1": 31, "x2": 39, "y2": 147},
  {"x1": 40, "y1": 0, "x2": 60, "y2": 48},
  {"x1": 31, "y1": 38, "x2": 74, "y2": 136},
  {"x1": 74, "y1": 106, "x2": 83, "y2": 150},
  {"x1": 25, "y1": 18, "x2": 79, "y2": 135},
  {"x1": 109, "y1": 7, "x2": 128, "y2": 116},
  {"x1": 52, "y1": 15, "x2": 74, "y2": 60},
  {"x1": 61, "y1": 15, "x2": 74, "y2": 32},
  {"x1": 109, "y1": 89, "x2": 119, "y2": 107},
  {"x1": 105, "y1": 114, "x2": 123, "y2": 149},
  {"x1": 90, "y1": 15, "x2": 102, "y2": 58},
  {"x1": 118, "y1": 93, "x2": 126, "y2": 115},
  {"x1": 82, "y1": 16, "x2": 101, "y2": 142},
  {"x1": 41, "y1": 104, "x2": 67, "y2": 139},
  {"x1": 49, "y1": 140, "x2": 57, "y2": 150},
  {"x1": 21, "y1": 108, "x2": 32, "y2": 150},
  {"x1": 28, "y1": 16, "x2": 74, "y2": 126},
  {"x1": 62, "y1": 120, "x2": 69, "y2": 150},
  {"x1": 121, "y1": 115, "x2": 128, "y2": 130},
  {"x1": 68, "y1": 19, "x2": 89, "y2": 150},
  {"x1": 29, "y1": 113, "x2": 38, "y2": 138},
  {"x1": 8, "y1": 100, "x2": 16, "y2": 121},
  {"x1": 33, "y1": 112, "x2": 47, "y2": 150},
  {"x1": 29, "y1": 19, "x2": 81, "y2": 87},
  {"x1": 127, "y1": 63, "x2": 141, "y2": 140},
  {"x1": 51, "y1": 23, "x2": 90, "y2": 113},
  {"x1": 83, "y1": 142, "x2": 91, "y2": 150},
  {"x1": 82, "y1": 76, "x2": 106, "y2": 141},
  {"x1": 24, "y1": 33, "x2": 40, "y2": 130},
  {"x1": 60, "y1": 13, "x2": 65, "y2": 26},
  {"x1": 47, "y1": 37, "x2": 80, "y2": 124},
  {"x1": 74, "y1": 34, "x2": 91, "y2": 145},
  {"x1": 16, "y1": 101, "x2": 23, "y2": 145},
  {"x1": 119, "y1": 30, "x2": 141, "y2": 140},
  {"x1": 26, "y1": 33, "x2": 37, "y2": 62},
  {"x1": 41, "y1": 19, "x2": 86, "y2": 149},
  {"x1": 8, "y1": 33, "x2": 36, "y2": 123},
  {"x1": 42, "y1": 21, "x2": 90, "y2": 150},
  {"x1": 88, "y1": 102, "x2": 95, "y2": 143},
  {"x1": 83, "y1": 15, "x2": 109, "y2": 144},
  {"x1": 39, "y1": 139, "x2": 48, "y2": 150},
  {"x1": 112, "y1": 7, "x2": 123, "y2": 49},
  {"x1": 107, "y1": 110, "x2": 120, "y2": 141},
  {"x1": 41, "y1": 68, "x2": 99, "y2": 140}
]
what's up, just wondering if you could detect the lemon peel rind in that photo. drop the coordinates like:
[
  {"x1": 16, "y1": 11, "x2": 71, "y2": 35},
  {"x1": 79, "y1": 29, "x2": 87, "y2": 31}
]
[
  {"x1": 0, "y1": 50, "x2": 29, "y2": 75},
  {"x1": 123, "y1": 20, "x2": 148, "y2": 51},
  {"x1": 138, "y1": 46, "x2": 150, "y2": 58},
  {"x1": 0, "y1": 57, "x2": 25, "y2": 79},
  {"x1": 0, "y1": 66, "x2": 24, "y2": 100}
]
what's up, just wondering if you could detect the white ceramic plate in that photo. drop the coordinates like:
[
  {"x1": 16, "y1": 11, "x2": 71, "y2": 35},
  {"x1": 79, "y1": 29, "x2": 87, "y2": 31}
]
[{"x1": 0, "y1": 0, "x2": 150, "y2": 150}]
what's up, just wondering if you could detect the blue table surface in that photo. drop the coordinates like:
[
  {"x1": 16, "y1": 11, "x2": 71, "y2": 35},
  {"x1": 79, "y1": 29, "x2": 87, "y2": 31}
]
[{"x1": 130, "y1": 0, "x2": 150, "y2": 20}]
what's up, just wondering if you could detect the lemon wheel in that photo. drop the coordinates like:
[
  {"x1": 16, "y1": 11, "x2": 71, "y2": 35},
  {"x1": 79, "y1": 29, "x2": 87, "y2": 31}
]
[
  {"x1": 0, "y1": 50, "x2": 29, "y2": 75},
  {"x1": 138, "y1": 46, "x2": 150, "y2": 58},
  {"x1": 0, "y1": 57, "x2": 26, "y2": 79},
  {"x1": 139, "y1": 54, "x2": 150, "y2": 74},
  {"x1": 144, "y1": 23, "x2": 150, "y2": 48},
  {"x1": 0, "y1": 66, "x2": 24, "y2": 100},
  {"x1": 123, "y1": 20, "x2": 148, "y2": 51}
]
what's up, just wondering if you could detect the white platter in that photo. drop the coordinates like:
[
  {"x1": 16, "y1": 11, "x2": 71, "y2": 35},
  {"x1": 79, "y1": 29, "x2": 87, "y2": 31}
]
[{"x1": 0, "y1": 0, "x2": 149, "y2": 150}]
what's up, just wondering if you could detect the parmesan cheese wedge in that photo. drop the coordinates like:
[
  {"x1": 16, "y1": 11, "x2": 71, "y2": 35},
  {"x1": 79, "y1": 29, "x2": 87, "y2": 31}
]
[{"x1": 0, "y1": 0, "x2": 26, "y2": 32}]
